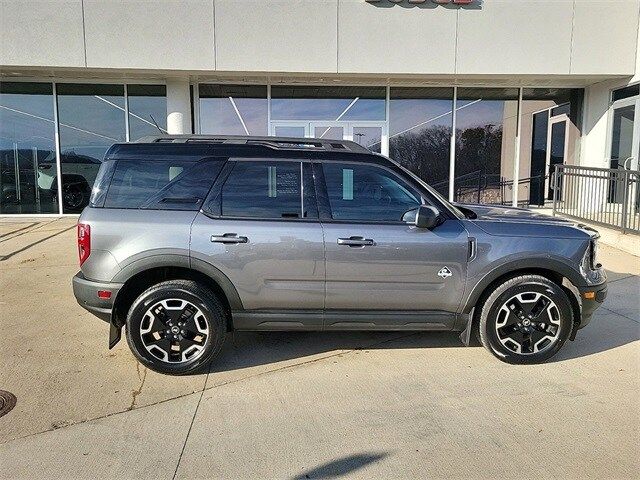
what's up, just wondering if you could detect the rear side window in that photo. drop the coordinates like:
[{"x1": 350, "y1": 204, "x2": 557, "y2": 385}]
[
  {"x1": 221, "y1": 161, "x2": 307, "y2": 219},
  {"x1": 103, "y1": 159, "x2": 222, "y2": 210}
]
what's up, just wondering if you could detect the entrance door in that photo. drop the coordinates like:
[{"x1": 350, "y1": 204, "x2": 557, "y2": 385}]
[
  {"x1": 310, "y1": 122, "x2": 346, "y2": 142},
  {"x1": 272, "y1": 123, "x2": 308, "y2": 139},
  {"x1": 271, "y1": 121, "x2": 387, "y2": 154},
  {"x1": 546, "y1": 115, "x2": 569, "y2": 201},
  {"x1": 608, "y1": 100, "x2": 639, "y2": 203}
]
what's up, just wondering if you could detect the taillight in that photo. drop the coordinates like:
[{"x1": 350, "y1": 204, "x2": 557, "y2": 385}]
[{"x1": 77, "y1": 223, "x2": 91, "y2": 266}]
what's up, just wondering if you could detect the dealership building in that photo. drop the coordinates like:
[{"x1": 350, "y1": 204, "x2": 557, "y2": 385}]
[{"x1": 1, "y1": 0, "x2": 639, "y2": 216}]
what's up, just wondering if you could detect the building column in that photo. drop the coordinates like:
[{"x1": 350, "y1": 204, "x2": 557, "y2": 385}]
[{"x1": 166, "y1": 78, "x2": 192, "y2": 134}]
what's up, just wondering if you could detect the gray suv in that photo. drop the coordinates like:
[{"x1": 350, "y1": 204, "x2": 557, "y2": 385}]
[{"x1": 72, "y1": 135, "x2": 607, "y2": 375}]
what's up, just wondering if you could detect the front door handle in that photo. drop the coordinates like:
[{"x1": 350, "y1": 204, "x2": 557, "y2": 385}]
[
  {"x1": 211, "y1": 233, "x2": 248, "y2": 244},
  {"x1": 337, "y1": 236, "x2": 375, "y2": 247}
]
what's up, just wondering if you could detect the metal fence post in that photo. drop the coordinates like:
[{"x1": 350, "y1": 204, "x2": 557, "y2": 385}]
[
  {"x1": 552, "y1": 165, "x2": 559, "y2": 216},
  {"x1": 621, "y1": 170, "x2": 630, "y2": 233}
]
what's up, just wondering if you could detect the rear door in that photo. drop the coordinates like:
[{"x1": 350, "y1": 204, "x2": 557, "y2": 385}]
[
  {"x1": 190, "y1": 158, "x2": 325, "y2": 329},
  {"x1": 316, "y1": 160, "x2": 469, "y2": 329}
]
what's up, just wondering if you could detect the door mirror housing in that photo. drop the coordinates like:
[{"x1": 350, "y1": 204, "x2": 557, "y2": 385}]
[{"x1": 414, "y1": 205, "x2": 443, "y2": 229}]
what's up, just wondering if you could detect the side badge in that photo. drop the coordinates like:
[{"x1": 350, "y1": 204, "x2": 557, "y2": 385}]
[{"x1": 438, "y1": 267, "x2": 452, "y2": 279}]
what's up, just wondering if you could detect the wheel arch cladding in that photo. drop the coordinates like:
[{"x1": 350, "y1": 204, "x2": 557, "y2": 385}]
[
  {"x1": 463, "y1": 257, "x2": 584, "y2": 315},
  {"x1": 111, "y1": 257, "x2": 242, "y2": 334},
  {"x1": 459, "y1": 261, "x2": 581, "y2": 346}
]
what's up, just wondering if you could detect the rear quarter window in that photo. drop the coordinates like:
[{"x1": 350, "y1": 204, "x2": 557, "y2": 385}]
[{"x1": 103, "y1": 158, "x2": 223, "y2": 210}]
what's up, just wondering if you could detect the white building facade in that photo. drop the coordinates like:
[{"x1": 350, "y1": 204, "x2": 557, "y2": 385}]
[{"x1": 1, "y1": 0, "x2": 639, "y2": 215}]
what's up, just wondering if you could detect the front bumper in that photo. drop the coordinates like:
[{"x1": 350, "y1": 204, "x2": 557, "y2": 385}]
[
  {"x1": 576, "y1": 282, "x2": 608, "y2": 329},
  {"x1": 72, "y1": 271, "x2": 123, "y2": 323}
]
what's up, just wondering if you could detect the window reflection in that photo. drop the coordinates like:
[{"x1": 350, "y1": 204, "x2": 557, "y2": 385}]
[
  {"x1": 271, "y1": 86, "x2": 385, "y2": 121},
  {"x1": 221, "y1": 162, "x2": 302, "y2": 218},
  {"x1": 389, "y1": 87, "x2": 453, "y2": 197},
  {"x1": 0, "y1": 82, "x2": 58, "y2": 214},
  {"x1": 57, "y1": 83, "x2": 126, "y2": 213},
  {"x1": 199, "y1": 85, "x2": 267, "y2": 136},
  {"x1": 127, "y1": 84, "x2": 167, "y2": 140},
  {"x1": 454, "y1": 88, "x2": 519, "y2": 205}
]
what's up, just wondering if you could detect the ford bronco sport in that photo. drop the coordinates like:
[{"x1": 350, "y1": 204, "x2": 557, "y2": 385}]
[{"x1": 73, "y1": 135, "x2": 607, "y2": 375}]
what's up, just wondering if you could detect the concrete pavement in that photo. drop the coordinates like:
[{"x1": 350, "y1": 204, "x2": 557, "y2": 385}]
[{"x1": 0, "y1": 218, "x2": 638, "y2": 479}]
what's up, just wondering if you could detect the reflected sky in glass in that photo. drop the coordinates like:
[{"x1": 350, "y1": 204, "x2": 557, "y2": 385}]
[
  {"x1": 200, "y1": 97, "x2": 268, "y2": 135},
  {"x1": 271, "y1": 98, "x2": 385, "y2": 121},
  {"x1": 128, "y1": 85, "x2": 167, "y2": 140}
]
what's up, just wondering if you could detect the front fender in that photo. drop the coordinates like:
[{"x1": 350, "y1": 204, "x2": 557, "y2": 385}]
[{"x1": 461, "y1": 255, "x2": 588, "y2": 315}]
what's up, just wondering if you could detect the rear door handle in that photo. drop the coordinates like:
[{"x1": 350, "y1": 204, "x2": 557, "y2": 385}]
[
  {"x1": 337, "y1": 236, "x2": 375, "y2": 247},
  {"x1": 211, "y1": 233, "x2": 248, "y2": 244}
]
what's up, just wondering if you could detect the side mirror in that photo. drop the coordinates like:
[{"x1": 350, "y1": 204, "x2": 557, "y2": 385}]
[{"x1": 415, "y1": 205, "x2": 442, "y2": 229}]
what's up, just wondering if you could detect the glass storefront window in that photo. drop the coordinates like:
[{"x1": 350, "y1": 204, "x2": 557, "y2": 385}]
[
  {"x1": 519, "y1": 88, "x2": 583, "y2": 206},
  {"x1": 454, "y1": 88, "x2": 519, "y2": 204},
  {"x1": 56, "y1": 83, "x2": 126, "y2": 213},
  {"x1": 199, "y1": 84, "x2": 267, "y2": 136},
  {"x1": 389, "y1": 87, "x2": 453, "y2": 197},
  {"x1": 0, "y1": 82, "x2": 58, "y2": 214},
  {"x1": 127, "y1": 84, "x2": 167, "y2": 141},
  {"x1": 271, "y1": 86, "x2": 385, "y2": 121}
]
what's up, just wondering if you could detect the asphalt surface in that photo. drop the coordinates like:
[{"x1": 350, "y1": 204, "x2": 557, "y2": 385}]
[{"x1": 0, "y1": 217, "x2": 638, "y2": 479}]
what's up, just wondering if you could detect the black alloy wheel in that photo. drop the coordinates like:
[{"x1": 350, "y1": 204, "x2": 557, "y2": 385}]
[{"x1": 479, "y1": 275, "x2": 573, "y2": 364}]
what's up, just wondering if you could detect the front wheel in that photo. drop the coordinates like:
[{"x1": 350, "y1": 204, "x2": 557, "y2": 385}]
[
  {"x1": 479, "y1": 275, "x2": 574, "y2": 364},
  {"x1": 125, "y1": 280, "x2": 227, "y2": 375}
]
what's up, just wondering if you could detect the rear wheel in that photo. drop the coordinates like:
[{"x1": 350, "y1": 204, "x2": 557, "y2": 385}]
[
  {"x1": 125, "y1": 280, "x2": 227, "y2": 375},
  {"x1": 479, "y1": 275, "x2": 573, "y2": 364}
]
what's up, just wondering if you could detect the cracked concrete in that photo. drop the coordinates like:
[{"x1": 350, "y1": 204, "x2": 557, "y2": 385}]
[
  {"x1": 0, "y1": 218, "x2": 638, "y2": 479},
  {"x1": 128, "y1": 363, "x2": 148, "y2": 411}
]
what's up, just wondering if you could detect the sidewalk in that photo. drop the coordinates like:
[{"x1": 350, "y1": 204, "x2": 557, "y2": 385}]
[{"x1": 0, "y1": 220, "x2": 638, "y2": 479}]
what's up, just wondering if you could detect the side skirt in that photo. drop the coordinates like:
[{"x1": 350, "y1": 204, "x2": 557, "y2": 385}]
[{"x1": 232, "y1": 310, "x2": 460, "y2": 331}]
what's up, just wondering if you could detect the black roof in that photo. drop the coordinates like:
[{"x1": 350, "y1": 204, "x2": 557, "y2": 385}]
[
  {"x1": 135, "y1": 134, "x2": 370, "y2": 153},
  {"x1": 106, "y1": 134, "x2": 387, "y2": 164}
]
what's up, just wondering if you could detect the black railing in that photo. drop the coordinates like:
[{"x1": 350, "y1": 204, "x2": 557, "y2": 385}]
[{"x1": 552, "y1": 164, "x2": 640, "y2": 234}]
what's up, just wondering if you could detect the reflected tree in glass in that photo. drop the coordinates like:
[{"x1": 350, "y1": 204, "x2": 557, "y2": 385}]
[{"x1": 389, "y1": 88, "x2": 453, "y2": 197}]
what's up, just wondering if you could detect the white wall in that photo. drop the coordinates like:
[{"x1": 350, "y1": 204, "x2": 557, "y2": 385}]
[
  {"x1": 0, "y1": 0, "x2": 85, "y2": 67},
  {"x1": 580, "y1": 6, "x2": 640, "y2": 170},
  {"x1": 2, "y1": 0, "x2": 639, "y2": 77},
  {"x1": 83, "y1": 0, "x2": 215, "y2": 70}
]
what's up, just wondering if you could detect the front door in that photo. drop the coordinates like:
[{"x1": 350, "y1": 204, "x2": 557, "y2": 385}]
[
  {"x1": 190, "y1": 159, "x2": 325, "y2": 329},
  {"x1": 316, "y1": 160, "x2": 469, "y2": 329}
]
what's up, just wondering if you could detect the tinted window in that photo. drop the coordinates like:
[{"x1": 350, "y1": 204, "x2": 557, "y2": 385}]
[
  {"x1": 104, "y1": 159, "x2": 221, "y2": 210},
  {"x1": 221, "y1": 161, "x2": 304, "y2": 219},
  {"x1": 322, "y1": 163, "x2": 422, "y2": 222}
]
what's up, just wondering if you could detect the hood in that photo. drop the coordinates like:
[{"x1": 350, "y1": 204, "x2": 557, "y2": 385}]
[
  {"x1": 454, "y1": 203, "x2": 572, "y2": 224},
  {"x1": 453, "y1": 203, "x2": 599, "y2": 238}
]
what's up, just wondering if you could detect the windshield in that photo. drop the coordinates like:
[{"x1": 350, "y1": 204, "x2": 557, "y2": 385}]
[{"x1": 386, "y1": 156, "x2": 466, "y2": 219}]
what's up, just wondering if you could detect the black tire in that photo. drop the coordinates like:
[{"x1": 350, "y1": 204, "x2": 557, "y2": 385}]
[
  {"x1": 125, "y1": 280, "x2": 227, "y2": 375},
  {"x1": 479, "y1": 275, "x2": 573, "y2": 364}
]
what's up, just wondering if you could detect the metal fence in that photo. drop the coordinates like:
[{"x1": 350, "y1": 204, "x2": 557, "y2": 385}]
[{"x1": 552, "y1": 164, "x2": 640, "y2": 234}]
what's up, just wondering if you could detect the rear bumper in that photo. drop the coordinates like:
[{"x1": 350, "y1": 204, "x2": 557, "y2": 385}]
[
  {"x1": 72, "y1": 271, "x2": 122, "y2": 323},
  {"x1": 577, "y1": 282, "x2": 608, "y2": 329}
]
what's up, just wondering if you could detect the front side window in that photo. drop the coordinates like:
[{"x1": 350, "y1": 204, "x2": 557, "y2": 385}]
[
  {"x1": 221, "y1": 161, "x2": 306, "y2": 219},
  {"x1": 322, "y1": 163, "x2": 422, "y2": 222}
]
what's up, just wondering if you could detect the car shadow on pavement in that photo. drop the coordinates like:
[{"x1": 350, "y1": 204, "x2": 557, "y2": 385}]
[
  {"x1": 199, "y1": 306, "x2": 638, "y2": 375},
  {"x1": 201, "y1": 330, "x2": 469, "y2": 375},
  {"x1": 291, "y1": 452, "x2": 389, "y2": 480}
]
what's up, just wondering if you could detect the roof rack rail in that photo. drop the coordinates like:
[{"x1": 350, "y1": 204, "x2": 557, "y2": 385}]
[{"x1": 134, "y1": 134, "x2": 371, "y2": 153}]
